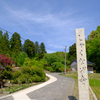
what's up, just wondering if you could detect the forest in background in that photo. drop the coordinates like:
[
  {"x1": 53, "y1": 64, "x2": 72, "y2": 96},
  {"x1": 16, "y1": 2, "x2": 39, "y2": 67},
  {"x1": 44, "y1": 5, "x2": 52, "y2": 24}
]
[
  {"x1": 0, "y1": 25, "x2": 100, "y2": 85},
  {"x1": 68, "y1": 25, "x2": 100, "y2": 72},
  {"x1": 0, "y1": 30, "x2": 46, "y2": 84}
]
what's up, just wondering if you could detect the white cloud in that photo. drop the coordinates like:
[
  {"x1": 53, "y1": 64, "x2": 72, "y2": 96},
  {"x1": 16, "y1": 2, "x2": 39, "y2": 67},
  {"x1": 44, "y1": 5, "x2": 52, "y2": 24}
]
[{"x1": 1, "y1": 2, "x2": 91, "y2": 51}]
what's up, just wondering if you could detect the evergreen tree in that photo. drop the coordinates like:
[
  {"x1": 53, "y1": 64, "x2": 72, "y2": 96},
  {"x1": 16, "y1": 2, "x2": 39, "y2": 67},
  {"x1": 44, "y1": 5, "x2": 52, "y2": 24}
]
[
  {"x1": 10, "y1": 32, "x2": 21, "y2": 52},
  {"x1": 3, "y1": 31, "x2": 10, "y2": 54},
  {"x1": 23, "y1": 39, "x2": 35, "y2": 58},
  {"x1": 0, "y1": 30, "x2": 3, "y2": 53},
  {"x1": 40, "y1": 42, "x2": 46, "y2": 53},
  {"x1": 35, "y1": 41, "x2": 40, "y2": 53},
  {"x1": 68, "y1": 43, "x2": 76, "y2": 61}
]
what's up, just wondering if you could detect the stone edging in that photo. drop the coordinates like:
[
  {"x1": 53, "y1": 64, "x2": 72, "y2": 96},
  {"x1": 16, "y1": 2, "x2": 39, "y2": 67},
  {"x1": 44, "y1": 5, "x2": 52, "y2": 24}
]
[{"x1": 89, "y1": 85, "x2": 98, "y2": 100}]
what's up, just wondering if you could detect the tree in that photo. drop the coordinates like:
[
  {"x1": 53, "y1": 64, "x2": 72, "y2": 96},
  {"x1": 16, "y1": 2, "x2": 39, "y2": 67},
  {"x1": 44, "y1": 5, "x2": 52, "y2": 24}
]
[
  {"x1": 23, "y1": 39, "x2": 35, "y2": 58},
  {"x1": 0, "y1": 31, "x2": 10, "y2": 55},
  {"x1": 16, "y1": 52, "x2": 28, "y2": 66},
  {"x1": 87, "y1": 38, "x2": 100, "y2": 71},
  {"x1": 1, "y1": 66, "x2": 12, "y2": 80},
  {"x1": 40, "y1": 42, "x2": 46, "y2": 53},
  {"x1": 0, "y1": 30, "x2": 3, "y2": 53},
  {"x1": 35, "y1": 41, "x2": 40, "y2": 53},
  {"x1": 0, "y1": 54, "x2": 14, "y2": 67},
  {"x1": 68, "y1": 43, "x2": 76, "y2": 61},
  {"x1": 87, "y1": 30, "x2": 100, "y2": 42},
  {"x1": 96, "y1": 25, "x2": 100, "y2": 33},
  {"x1": 3, "y1": 31, "x2": 10, "y2": 54},
  {"x1": 10, "y1": 32, "x2": 21, "y2": 52}
]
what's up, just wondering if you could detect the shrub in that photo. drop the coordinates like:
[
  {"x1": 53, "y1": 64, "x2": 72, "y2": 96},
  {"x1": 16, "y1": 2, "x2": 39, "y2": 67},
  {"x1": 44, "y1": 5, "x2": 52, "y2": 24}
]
[
  {"x1": 12, "y1": 70, "x2": 21, "y2": 79},
  {"x1": 13, "y1": 78, "x2": 18, "y2": 84},
  {"x1": 32, "y1": 75, "x2": 41, "y2": 82},
  {"x1": 46, "y1": 66, "x2": 54, "y2": 72},
  {"x1": 51, "y1": 62, "x2": 64, "y2": 72},
  {"x1": 12, "y1": 59, "x2": 46, "y2": 84},
  {"x1": 16, "y1": 52, "x2": 28, "y2": 66},
  {"x1": 19, "y1": 74, "x2": 26, "y2": 83},
  {"x1": 21, "y1": 66, "x2": 31, "y2": 74},
  {"x1": 59, "y1": 66, "x2": 64, "y2": 72}
]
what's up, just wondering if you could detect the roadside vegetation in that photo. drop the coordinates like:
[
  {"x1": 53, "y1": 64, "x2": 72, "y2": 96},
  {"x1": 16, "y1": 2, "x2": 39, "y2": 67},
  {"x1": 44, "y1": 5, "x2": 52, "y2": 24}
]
[
  {"x1": 66, "y1": 72, "x2": 100, "y2": 100},
  {"x1": 42, "y1": 52, "x2": 70, "y2": 72},
  {"x1": 0, "y1": 30, "x2": 47, "y2": 94}
]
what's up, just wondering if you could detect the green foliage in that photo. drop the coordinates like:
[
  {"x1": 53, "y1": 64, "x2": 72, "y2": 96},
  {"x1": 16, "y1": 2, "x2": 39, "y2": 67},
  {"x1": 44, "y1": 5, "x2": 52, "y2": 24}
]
[
  {"x1": 21, "y1": 66, "x2": 31, "y2": 74},
  {"x1": 12, "y1": 58, "x2": 46, "y2": 84},
  {"x1": 59, "y1": 66, "x2": 64, "y2": 72},
  {"x1": 51, "y1": 62, "x2": 64, "y2": 72},
  {"x1": 1, "y1": 66, "x2": 12, "y2": 80},
  {"x1": 46, "y1": 66, "x2": 54, "y2": 72},
  {"x1": 10, "y1": 32, "x2": 21, "y2": 49},
  {"x1": 35, "y1": 41, "x2": 40, "y2": 53},
  {"x1": 0, "y1": 31, "x2": 10, "y2": 54},
  {"x1": 0, "y1": 30, "x2": 47, "y2": 67},
  {"x1": 23, "y1": 58, "x2": 44, "y2": 68},
  {"x1": 10, "y1": 32, "x2": 21, "y2": 57},
  {"x1": 87, "y1": 38, "x2": 100, "y2": 71},
  {"x1": 32, "y1": 75, "x2": 41, "y2": 82},
  {"x1": 23, "y1": 39, "x2": 35, "y2": 58},
  {"x1": 23, "y1": 57, "x2": 31, "y2": 67},
  {"x1": 0, "y1": 30, "x2": 47, "y2": 85},
  {"x1": 40, "y1": 42, "x2": 46, "y2": 53},
  {"x1": 87, "y1": 30, "x2": 100, "y2": 42},
  {"x1": 12, "y1": 70, "x2": 21, "y2": 79},
  {"x1": 86, "y1": 25, "x2": 100, "y2": 71},
  {"x1": 68, "y1": 43, "x2": 76, "y2": 61},
  {"x1": 42, "y1": 52, "x2": 70, "y2": 72},
  {"x1": 96, "y1": 25, "x2": 100, "y2": 33},
  {"x1": 16, "y1": 52, "x2": 28, "y2": 66}
]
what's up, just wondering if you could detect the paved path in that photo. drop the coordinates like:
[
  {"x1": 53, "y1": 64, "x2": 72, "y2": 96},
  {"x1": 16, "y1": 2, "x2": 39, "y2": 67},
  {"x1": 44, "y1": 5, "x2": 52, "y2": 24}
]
[{"x1": 0, "y1": 73, "x2": 74, "y2": 100}]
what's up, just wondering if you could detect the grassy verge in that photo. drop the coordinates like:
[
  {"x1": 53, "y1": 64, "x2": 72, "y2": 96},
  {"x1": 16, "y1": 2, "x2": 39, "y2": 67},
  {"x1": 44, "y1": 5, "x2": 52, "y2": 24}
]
[
  {"x1": 66, "y1": 72, "x2": 78, "y2": 100},
  {"x1": 0, "y1": 76, "x2": 49, "y2": 95},
  {"x1": 3, "y1": 83, "x2": 37, "y2": 94},
  {"x1": 89, "y1": 73, "x2": 100, "y2": 100},
  {"x1": 65, "y1": 72, "x2": 100, "y2": 100}
]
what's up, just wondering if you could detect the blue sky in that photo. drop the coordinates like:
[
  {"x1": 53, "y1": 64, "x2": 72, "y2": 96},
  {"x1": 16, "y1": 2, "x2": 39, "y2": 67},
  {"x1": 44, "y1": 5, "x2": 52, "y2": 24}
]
[{"x1": 0, "y1": 0, "x2": 100, "y2": 53}]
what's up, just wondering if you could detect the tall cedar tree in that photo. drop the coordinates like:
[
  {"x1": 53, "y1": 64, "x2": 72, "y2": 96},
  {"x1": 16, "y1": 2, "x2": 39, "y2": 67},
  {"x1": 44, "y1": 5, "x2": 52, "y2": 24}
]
[
  {"x1": 68, "y1": 43, "x2": 76, "y2": 61},
  {"x1": 40, "y1": 42, "x2": 46, "y2": 53},
  {"x1": 10, "y1": 32, "x2": 21, "y2": 53},
  {"x1": 35, "y1": 41, "x2": 40, "y2": 53},
  {"x1": 0, "y1": 30, "x2": 3, "y2": 53},
  {"x1": 23, "y1": 39, "x2": 35, "y2": 58},
  {"x1": 0, "y1": 31, "x2": 10, "y2": 54},
  {"x1": 3, "y1": 31, "x2": 10, "y2": 54}
]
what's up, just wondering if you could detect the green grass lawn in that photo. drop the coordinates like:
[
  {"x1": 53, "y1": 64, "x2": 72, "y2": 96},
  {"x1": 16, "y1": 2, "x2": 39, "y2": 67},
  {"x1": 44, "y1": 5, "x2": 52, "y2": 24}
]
[
  {"x1": 66, "y1": 72, "x2": 100, "y2": 100},
  {"x1": 89, "y1": 73, "x2": 100, "y2": 100}
]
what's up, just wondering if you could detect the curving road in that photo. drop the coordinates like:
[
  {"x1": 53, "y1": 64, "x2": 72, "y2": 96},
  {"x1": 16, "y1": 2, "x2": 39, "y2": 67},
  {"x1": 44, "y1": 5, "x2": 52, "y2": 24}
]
[{"x1": 0, "y1": 73, "x2": 74, "y2": 100}]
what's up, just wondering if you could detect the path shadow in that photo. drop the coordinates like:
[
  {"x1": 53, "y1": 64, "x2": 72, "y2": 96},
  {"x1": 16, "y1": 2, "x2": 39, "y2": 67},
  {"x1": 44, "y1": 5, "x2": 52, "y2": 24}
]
[{"x1": 68, "y1": 96, "x2": 77, "y2": 100}]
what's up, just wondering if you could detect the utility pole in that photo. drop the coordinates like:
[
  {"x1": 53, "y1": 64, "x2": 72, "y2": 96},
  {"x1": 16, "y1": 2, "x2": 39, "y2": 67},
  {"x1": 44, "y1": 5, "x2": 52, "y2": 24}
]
[{"x1": 65, "y1": 45, "x2": 66, "y2": 75}]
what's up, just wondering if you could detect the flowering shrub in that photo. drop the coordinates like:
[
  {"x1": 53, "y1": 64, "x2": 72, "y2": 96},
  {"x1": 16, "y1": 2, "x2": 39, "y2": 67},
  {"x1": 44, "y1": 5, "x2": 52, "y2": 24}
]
[{"x1": 0, "y1": 54, "x2": 14, "y2": 67}]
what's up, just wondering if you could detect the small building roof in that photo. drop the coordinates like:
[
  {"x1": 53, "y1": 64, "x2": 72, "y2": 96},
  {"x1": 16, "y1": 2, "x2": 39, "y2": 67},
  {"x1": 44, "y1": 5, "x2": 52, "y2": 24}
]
[{"x1": 69, "y1": 59, "x2": 94, "y2": 65}]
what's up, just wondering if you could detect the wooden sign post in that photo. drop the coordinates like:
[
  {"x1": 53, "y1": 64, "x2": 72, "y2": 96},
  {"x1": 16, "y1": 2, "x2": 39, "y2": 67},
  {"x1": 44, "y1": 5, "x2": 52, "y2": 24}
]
[{"x1": 75, "y1": 28, "x2": 89, "y2": 100}]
